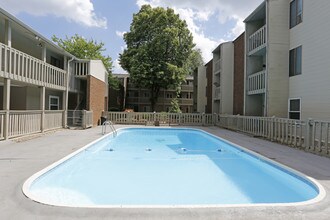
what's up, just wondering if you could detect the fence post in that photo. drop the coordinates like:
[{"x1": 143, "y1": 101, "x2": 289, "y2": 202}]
[
  {"x1": 202, "y1": 113, "x2": 205, "y2": 126},
  {"x1": 82, "y1": 110, "x2": 86, "y2": 129},
  {"x1": 270, "y1": 116, "x2": 275, "y2": 141},
  {"x1": 305, "y1": 118, "x2": 313, "y2": 151},
  {"x1": 213, "y1": 113, "x2": 217, "y2": 126}
]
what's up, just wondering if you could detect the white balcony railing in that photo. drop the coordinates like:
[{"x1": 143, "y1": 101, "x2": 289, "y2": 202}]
[
  {"x1": 248, "y1": 25, "x2": 266, "y2": 55},
  {"x1": 247, "y1": 70, "x2": 266, "y2": 95},
  {"x1": 214, "y1": 59, "x2": 221, "y2": 73},
  {"x1": 0, "y1": 42, "x2": 66, "y2": 90},
  {"x1": 73, "y1": 61, "x2": 90, "y2": 77},
  {"x1": 214, "y1": 87, "x2": 221, "y2": 100}
]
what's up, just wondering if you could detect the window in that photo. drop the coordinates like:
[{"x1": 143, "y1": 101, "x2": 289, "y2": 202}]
[
  {"x1": 290, "y1": 0, "x2": 303, "y2": 28},
  {"x1": 289, "y1": 46, "x2": 302, "y2": 77},
  {"x1": 50, "y1": 56, "x2": 61, "y2": 68},
  {"x1": 289, "y1": 98, "x2": 301, "y2": 120},
  {"x1": 166, "y1": 93, "x2": 173, "y2": 99},
  {"x1": 49, "y1": 96, "x2": 59, "y2": 110}
]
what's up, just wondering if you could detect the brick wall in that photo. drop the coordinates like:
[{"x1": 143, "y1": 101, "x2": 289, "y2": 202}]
[
  {"x1": 87, "y1": 75, "x2": 107, "y2": 126},
  {"x1": 233, "y1": 33, "x2": 245, "y2": 115},
  {"x1": 205, "y1": 59, "x2": 213, "y2": 113}
]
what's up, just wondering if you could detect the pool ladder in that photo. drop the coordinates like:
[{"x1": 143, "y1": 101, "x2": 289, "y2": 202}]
[{"x1": 102, "y1": 120, "x2": 117, "y2": 137}]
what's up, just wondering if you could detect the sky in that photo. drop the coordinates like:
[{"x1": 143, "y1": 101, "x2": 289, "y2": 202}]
[{"x1": 0, "y1": 0, "x2": 263, "y2": 73}]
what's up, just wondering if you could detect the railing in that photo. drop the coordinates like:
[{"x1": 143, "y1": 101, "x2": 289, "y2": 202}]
[
  {"x1": 44, "y1": 110, "x2": 63, "y2": 131},
  {"x1": 214, "y1": 87, "x2": 221, "y2": 100},
  {"x1": 67, "y1": 110, "x2": 93, "y2": 128},
  {"x1": 0, "y1": 42, "x2": 66, "y2": 90},
  {"x1": 102, "y1": 120, "x2": 117, "y2": 136},
  {"x1": 181, "y1": 85, "x2": 193, "y2": 91},
  {"x1": 0, "y1": 112, "x2": 5, "y2": 140},
  {"x1": 6, "y1": 110, "x2": 65, "y2": 139},
  {"x1": 248, "y1": 25, "x2": 266, "y2": 55},
  {"x1": 214, "y1": 59, "x2": 221, "y2": 73},
  {"x1": 247, "y1": 70, "x2": 266, "y2": 95},
  {"x1": 83, "y1": 111, "x2": 93, "y2": 129},
  {"x1": 106, "y1": 112, "x2": 214, "y2": 126},
  {"x1": 72, "y1": 61, "x2": 90, "y2": 77},
  {"x1": 217, "y1": 115, "x2": 330, "y2": 157}
]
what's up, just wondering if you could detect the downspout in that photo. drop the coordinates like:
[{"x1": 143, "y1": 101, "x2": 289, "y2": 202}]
[{"x1": 64, "y1": 56, "x2": 75, "y2": 128}]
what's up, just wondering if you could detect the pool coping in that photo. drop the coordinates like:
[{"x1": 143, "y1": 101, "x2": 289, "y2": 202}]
[{"x1": 22, "y1": 127, "x2": 326, "y2": 209}]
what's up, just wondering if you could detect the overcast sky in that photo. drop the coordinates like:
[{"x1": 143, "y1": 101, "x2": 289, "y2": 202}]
[{"x1": 0, "y1": 0, "x2": 263, "y2": 73}]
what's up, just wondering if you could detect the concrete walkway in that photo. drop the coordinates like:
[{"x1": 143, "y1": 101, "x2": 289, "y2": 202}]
[{"x1": 0, "y1": 125, "x2": 330, "y2": 220}]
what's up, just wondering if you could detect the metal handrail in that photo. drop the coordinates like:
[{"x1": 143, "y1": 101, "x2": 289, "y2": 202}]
[{"x1": 102, "y1": 120, "x2": 117, "y2": 136}]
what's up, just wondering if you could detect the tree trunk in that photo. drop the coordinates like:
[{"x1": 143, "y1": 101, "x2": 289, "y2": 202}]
[{"x1": 150, "y1": 86, "x2": 160, "y2": 112}]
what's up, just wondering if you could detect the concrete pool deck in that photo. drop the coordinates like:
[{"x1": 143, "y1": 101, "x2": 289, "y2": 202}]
[{"x1": 0, "y1": 125, "x2": 330, "y2": 220}]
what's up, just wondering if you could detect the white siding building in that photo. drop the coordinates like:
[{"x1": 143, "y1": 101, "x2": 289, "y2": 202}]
[
  {"x1": 244, "y1": 0, "x2": 330, "y2": 120},
  {"x1": 193, "y1": 66, "x2": 207, "y2": 113},
  {"x1": 212, "y1": 42, "x2": 234, "y2": 114},
  {"x1": 0, "y1": 7, "x2": 109, "y2": 139}
]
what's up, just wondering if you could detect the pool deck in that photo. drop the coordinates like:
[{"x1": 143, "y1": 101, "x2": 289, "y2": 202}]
[{"x1": 1, "y1": 125, "x2": 330, "y2": 220}]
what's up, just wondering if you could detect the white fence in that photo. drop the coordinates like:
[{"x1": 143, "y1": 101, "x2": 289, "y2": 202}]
[
  {"x1": 106, "y1": 112, "x2": 330, "y2": 157},
  {"x1": 0, "y1": 42, "x2": 66, "y2": 90},
  {"x1": 67, "y1": 110, "x2": 93, "y2": 128},
  {"x1": 216, "y1": 115, "x2": 330, "y2": 157},
  {"x1": 106, "y1": 112, "x2": 214, "y2": 126},
  {"x1": 0, "y1": 110, "x2": 65, "y2": 140}
]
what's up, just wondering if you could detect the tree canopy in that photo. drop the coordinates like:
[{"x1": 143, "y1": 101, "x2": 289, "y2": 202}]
[
  {"x1": 185, "y1": 48, "x2": 204, "y2": 75},
  {"x1": 119, "y1": 5, "x2": 195, "y2": 111},
  {"x1": 52, "y1": 34, "x2": 119, "y2": 88}
]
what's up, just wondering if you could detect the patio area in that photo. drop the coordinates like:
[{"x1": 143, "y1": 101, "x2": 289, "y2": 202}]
[{"x1": 0, "y1": 125, "x2": 330, "y2": 220}]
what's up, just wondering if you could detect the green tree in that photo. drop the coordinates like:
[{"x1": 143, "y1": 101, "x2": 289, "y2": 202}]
[
  {"x1": 52, "y1": 34, "x2": 118, "y2": 89},
  {"x1": 184, "y1": 48, "x2": 204, "y2": 75},
  {"x1": 119, "y1": 5, "x2": 194, "y2": 111}
]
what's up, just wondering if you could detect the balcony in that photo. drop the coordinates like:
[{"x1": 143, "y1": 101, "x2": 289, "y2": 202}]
[
  {"x1": 214, "y1": 87, "x2": 221, "y2": 100},
  {"x1": 73, "y1": 61, "x2": 90, "y2": 78},
  {"x1": 247, "y1": 70, "x2": 266, "y2": 95},
  {"x1": 181, "y1": 85, "x2": 193, "y2": 91},
  {"x1": 0, "y1": 42, "x2": 66, "y2": 90},
  {"x1": 248, "y1": 25, "x2": 266, "y2": 55},
  {"x1": 214, "y1": 59, "x2": 221, "y2": 73}
]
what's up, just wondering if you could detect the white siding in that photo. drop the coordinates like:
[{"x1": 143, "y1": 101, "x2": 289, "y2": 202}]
[
  {"x1": 266, "y1": 0, "x2": 290, "y2": 117},
  {"x1": 221, "y1": 42, "x2": 234, "y2": 114},
  {"x1": 196, "y1": 66, "x2": 207, "y2": 113},
  {"x1": 89, "y1": 60, "x2": 108, "y2": 83},
  {"x1": 289, "y1": 0, "x2": 330, "y2": 120}
]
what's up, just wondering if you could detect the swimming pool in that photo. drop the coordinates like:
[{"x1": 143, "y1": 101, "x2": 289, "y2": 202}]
[{"x1": 23, "y1": 128, "x2": 325, "y2": 207}]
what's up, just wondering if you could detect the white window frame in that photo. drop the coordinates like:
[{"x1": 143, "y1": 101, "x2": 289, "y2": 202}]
[
  {"x1": 288, "y1": 98, "x2": 301, "y2": 120},
  {"x1": 49, "y1": 95, "x2": 60, "y2": 110}
]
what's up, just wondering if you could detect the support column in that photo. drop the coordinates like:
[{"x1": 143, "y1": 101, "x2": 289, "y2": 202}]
[
  {"x1": 40, "y1": 86, "x2": 45, "y2": 132},
  {"x1": 62, "y1": 91, "x2": 67, "y2": 128},
  {"x1": 41, "y1": 45, "x2": 46, "y2": 62},
  {"x1": 3, "y1": 78, "x2": 11, "y2": 139},
  {"x1": 5, "y1": 19, "x2": 12, "y2": 47}
]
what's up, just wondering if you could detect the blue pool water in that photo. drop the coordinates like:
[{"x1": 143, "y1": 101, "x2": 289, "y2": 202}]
[{"x1": 24, "y1": 128, "x2": 320, "y2": 207}]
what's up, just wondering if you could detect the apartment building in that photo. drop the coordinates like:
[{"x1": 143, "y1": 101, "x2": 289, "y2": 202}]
[
  {"x1": 244, "y1": 0, "x2": 289, "y2": 118},
  {"x1": 233, "y1": 33, "x2": 245, "y2": 115},
  {"x1": 193, "y1": 66, "x2": 207, "y2": 113},
  {"x1": 245, "y1": 0, "x2": 330, "y2": 120},
  {"x1": 212, "y1": 42, "x2": 234, "y2": 114},
  {"x1": 0, "y1": 8, "x2": 108, "y2": 139},
  {"x1": 193, "y1": 60, "x2": 213, "y2": 113},
  {"x1": 116, "y1": 75, "x2": 194, "y2": 113},
  {"x1": 108, "y1": 73, "x2": 129, "y2": 111}
]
